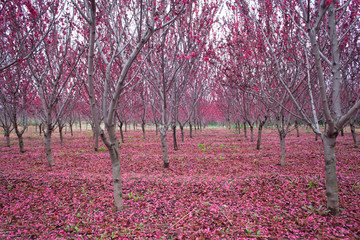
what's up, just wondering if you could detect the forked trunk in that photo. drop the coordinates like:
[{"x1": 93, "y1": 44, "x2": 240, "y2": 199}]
[
  {"x1": 322, "y1": 134, "x2": 339, "y2": 215},
  {"x1": 160, "y1": 126, "x2": 169, "y2": 168},
  {"x1": 350, "y1": 123, "x2": 358, "y2": 148},
  {"x1": 279, "y1": 132, "x2": 286, "y2": 166},
  {"x1": 44, "y1": 127, "x2": 55, "y2": 166},
  {"x1": 180, "y1": 124, "x2": 184, "y2": 142},
  {"x1": 172, "y1": 124, "x2": 178, "y2": 151}
]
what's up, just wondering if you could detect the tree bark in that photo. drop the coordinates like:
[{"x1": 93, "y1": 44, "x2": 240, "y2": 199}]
[
  {"x1": 5, "y1": 133, "x2": 10, "y2": 147},
  {"x1": 180, "y1": 124, "x2": 184, "y2": 142},
  {"x1": 350, "y1": 123, "x2": 358, "y2": 148},
  {"x1": 322, "y1": 134, "x2": 339, "y2": 215},
  {"x1": 250, "y1": 124, "x2": 254, "y2": 142},
  {"x1": 141, "y1": 122, "x2": 146, "y2": 139},
  {"x1": 119, "y1": 122, "x2": 125, "y2": 143},
  {"x1": 243, "y1": 122, "x2": 248, "y2": 139},
  {"x1": 44, "y1": 126, "x2": 55, "y2": 166},
  {"x1": 160, "y1": 126, "x2": 169, "y2": 168},
  {"x1": 100, "y1": 127, "x2": 124, "y2": 211},
  {"x1": 189, "y1": 123, "x2": 193, "y2": 139},
  {"x1": 59, "y1": 126, "x2": 64, "y2": 146},
  {"x1": 69, "y1": 123, "x2": 73, "y2": 136},
  {"x1": 155, "y1": 123, "x2": 158, "y2": 135},
  {"x1": 256, "y1": 124, "x2": 263, "y2": 150},
  {"x1": 172, "y1": 124, "x2": 178, "y2": 151},
  {"x1": 279, "y1": 131, "x2": 286, "y2": 166},
  {"x1": 17, "y1": 134, "x2": 25, "y2": 153}
]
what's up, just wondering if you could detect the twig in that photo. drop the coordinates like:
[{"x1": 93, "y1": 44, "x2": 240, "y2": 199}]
[
  {"x1": 0, "y1": 170, "x2": 12, "y2": 186},
  {"x1": 68, "y1": 203, "x2": 83, "y2": 224},
  {"x1": 220, "y1": 208, "x2": 233, "y2": 226},
  {"x1": 172, "y1": 208, "x2": 196, "y2": 228}
]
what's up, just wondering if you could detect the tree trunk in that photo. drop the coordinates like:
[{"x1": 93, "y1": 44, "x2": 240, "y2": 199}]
[
  {"x1": 250, "y1": 125, "x2": 254, "y2": 142},
  {"x1": 44, "y1": 127, "x2": 55, "y2": 166},
  {"x1": 17, "y1": 134, "x2": 25, "y2": 153},
  {"x1": 94, "y1": 129, "x2": 99, "y2": 151},
  {"x1": 256, "y1": 124, "x2": 263, "y2": 150},
  {"x1": 59, "y1": 126, "x2": 64, "y2": 146},
  {"x1": 100, "y1": 126, "x2": 124, "y2": 211},
  {"x1": 119, "y1": 122, "x2": 125, "y2": 143},
  {"x1": 322, "y1": 134, "x2": 339, "y2": 215},
  {"x1": 238, "y1": 121, "x2": 241, "y2": 135},
  {"x1": 180, "y1": 124, "x2": 184, "y2": 142},
  {"x1": 279, "y1": 132, "x2": 286, "y2": 166},
  {"x1": 141, "y1": 122, "x2": 146, "y2": 139},
  {"x1": 340, "y1": 129, "x2": 344, "y2": 137},
  {"x1": 155, "y1": 123, "x2": 158, "y2": 135},
  {"x1": 160, "y1": 126, "x2": 169, "y2": 168},
  {"x1": 243, "y1": 122, "x2": 248, "y2": 139},
  {"x1": 315, "y1": 133, "x2": 318, "y2": 141},
  {"x1": 189, "y1": 123, "x2": 193, "y2": 139},
  {"x1": 39, "y1": 123, "x2": 43, "y2": 136},
  {"x1": 5, "y1": 133, "x2": 10, "y2": 147},
  {"x1": 69, "y1": 123, "x2": 73, "y2": 136},
  {"x1": 172, "y1": 124, "x2": 178, "y2": 151},
  {"x1": 350, "y1": 123, "x2": 358, "y2": 148}
]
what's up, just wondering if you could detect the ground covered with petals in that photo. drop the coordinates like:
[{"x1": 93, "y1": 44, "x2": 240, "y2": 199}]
[{"x1": 1, "y1": 127, "x2": 359, "y2": 239}]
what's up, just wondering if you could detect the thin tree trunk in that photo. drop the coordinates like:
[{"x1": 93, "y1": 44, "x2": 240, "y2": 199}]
[
  {"x1": 100, "y1": 126, "x2": 124, "y2": 211},
  {"x1": 257, "y1": 124, "x2": 263, "y2": 150},
  {"x1": 160, "y1": 126, "x2": 169, "y2": 168},
  {"x1": 250, "y1": 124, "x2": 254, "y2": 142},
  {"x1": 119, "y1": 122, "x2": 125, "y2": 143},
  {"x1": 322, "y1": 134, "x2": 339, "y2": 215},
  {"x1": 238, "y1": 121, "x2": 241, "y2": 135},
  {"x1": 350, "y1": 123, "x2": 358, "y2": 148},
  {"x1": 5, "y1": 133, "x2": 10, "y2": 147},
  {"x1": 17, "y1": 134, "x2": 25, "y2": 153},
  {"x1": 141, "y1": 122, "x2": 146, "y2": 139},
  {"x1": 340, "y1": 129, "x2": 344, "y2": 136},
  {"x1": 69, "y1": 123, "x2": 73, "y2": 136},
  {"x1": 44, "y1": 127, "x2": 55, "y2": 166},
  {"x1": 155, "y1": 123, "x2": 158, "y2": 135},
  {"x1": 180, "y1": 124, "x2": 184, "y2": 142},
  {"x1": 315, "y1": 133, "x2": 318, "y2": 141},
  {"x1": 189, "y1": 123, "x2": 193, "y2": 139},
  {"x1": 279, "y1": 132, "x2": 286, "y2": 166},
  {"x1": 59, "y1": 126, "x2": 64, "y2": 146},
  {"x1": 243, "y1": 122, "x2": 247, "y2": 139},
  {"x1": 172, "y1": 124, "x2": 178, "y2": 151},
  {"x1": 39, "y1": 123, "x2": 43, "y2": 136}
]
